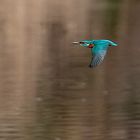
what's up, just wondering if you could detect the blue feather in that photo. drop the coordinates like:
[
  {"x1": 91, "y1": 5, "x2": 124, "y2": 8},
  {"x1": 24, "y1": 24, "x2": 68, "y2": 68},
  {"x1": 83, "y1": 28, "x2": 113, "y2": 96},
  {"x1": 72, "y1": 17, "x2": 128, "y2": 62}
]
[{"x1": 73, "y1": 39, "x2": 118, "y2": 67}]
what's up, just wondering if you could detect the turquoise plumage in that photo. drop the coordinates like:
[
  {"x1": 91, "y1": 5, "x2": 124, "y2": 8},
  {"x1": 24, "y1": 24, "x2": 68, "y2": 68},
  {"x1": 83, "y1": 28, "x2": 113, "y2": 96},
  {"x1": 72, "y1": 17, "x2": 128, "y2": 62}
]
[{"x1": 73, "y1": 40, "x2": 118, "y2": 67}]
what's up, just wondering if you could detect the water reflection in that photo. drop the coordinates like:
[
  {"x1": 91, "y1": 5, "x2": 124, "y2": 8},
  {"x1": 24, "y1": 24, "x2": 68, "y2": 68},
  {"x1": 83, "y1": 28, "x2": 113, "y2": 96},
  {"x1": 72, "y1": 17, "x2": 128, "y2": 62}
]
[{"x1": 0, "y1": 0, "x2": 140, "y2": 140}]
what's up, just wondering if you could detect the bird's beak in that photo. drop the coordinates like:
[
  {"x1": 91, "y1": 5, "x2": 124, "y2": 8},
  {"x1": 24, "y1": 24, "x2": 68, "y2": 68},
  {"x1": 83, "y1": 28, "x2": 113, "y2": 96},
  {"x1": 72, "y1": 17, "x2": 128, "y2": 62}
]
[{"x1": 72, "y1": 42, "x2": 80, "y2": 44}]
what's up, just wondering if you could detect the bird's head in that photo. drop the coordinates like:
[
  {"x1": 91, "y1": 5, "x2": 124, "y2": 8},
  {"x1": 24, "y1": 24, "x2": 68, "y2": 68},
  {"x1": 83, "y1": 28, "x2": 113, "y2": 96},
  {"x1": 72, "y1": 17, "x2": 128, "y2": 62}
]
[{"x1": 73, "y1": 40, "x2": 94, "y2": 48}]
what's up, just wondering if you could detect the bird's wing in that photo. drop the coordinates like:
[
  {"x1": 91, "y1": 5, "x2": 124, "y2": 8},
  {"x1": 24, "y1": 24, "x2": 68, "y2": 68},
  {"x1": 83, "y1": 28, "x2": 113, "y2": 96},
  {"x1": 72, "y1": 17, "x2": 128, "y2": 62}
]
[{"x1": 90, "y1": 50, "x2": 107, "y2": 67}]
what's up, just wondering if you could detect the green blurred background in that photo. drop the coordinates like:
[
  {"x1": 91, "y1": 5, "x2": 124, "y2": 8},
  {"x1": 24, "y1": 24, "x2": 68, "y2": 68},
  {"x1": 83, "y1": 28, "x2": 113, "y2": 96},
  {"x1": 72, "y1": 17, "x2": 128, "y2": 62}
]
[{"x1": 0, "y1": 0, "x2": 140, "y2": 140}]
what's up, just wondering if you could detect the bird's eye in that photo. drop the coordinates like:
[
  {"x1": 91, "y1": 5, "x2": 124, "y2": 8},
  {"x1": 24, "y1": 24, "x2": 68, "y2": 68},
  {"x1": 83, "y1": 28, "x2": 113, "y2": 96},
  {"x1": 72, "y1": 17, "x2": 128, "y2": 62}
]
[{"x1": 79, "y1": 42, "x2": 85, "y2": 44}]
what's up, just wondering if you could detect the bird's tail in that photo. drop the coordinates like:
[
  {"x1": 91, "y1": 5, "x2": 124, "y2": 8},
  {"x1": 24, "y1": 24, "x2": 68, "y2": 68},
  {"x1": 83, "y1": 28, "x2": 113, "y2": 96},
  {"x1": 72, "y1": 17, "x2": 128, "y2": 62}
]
[{"x1": 109, "y1": 41, "x2": 118, "y2": 46}]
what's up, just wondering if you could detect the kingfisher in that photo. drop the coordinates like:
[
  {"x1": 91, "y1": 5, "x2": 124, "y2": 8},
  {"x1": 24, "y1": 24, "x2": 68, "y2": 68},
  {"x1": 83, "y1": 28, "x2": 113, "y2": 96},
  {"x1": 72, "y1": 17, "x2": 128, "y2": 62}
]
[{"x1": 73, "y1": 40, "x2": 118, "y2": 68}]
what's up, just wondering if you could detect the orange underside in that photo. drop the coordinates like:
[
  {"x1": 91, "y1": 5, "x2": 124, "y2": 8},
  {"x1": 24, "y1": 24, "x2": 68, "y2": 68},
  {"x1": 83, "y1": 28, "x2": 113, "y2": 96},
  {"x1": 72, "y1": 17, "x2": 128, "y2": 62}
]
[{"x1": 88, "y1": 44, "x2": 94, "y2": 48}]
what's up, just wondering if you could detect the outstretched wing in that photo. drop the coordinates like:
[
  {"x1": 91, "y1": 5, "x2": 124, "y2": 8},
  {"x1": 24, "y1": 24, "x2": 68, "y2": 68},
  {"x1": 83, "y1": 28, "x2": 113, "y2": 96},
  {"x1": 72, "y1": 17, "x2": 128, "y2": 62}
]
[{"x1": 90, "y1": 50, "x2": 107, "y2": 67}]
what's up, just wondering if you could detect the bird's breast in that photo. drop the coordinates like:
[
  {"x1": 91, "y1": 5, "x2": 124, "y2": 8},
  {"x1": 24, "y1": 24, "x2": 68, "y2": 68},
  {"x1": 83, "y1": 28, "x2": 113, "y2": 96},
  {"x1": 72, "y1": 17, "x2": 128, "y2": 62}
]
[{"x1": 88, "y1": 44, "x2": 94, "y2": 48}]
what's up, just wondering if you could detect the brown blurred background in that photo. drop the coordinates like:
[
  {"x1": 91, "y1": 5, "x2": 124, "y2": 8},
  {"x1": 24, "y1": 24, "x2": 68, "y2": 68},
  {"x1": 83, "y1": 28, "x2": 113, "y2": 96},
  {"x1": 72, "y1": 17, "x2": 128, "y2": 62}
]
[{"x1": 0, "y1": 0, "x2": 140, "y2": 140}]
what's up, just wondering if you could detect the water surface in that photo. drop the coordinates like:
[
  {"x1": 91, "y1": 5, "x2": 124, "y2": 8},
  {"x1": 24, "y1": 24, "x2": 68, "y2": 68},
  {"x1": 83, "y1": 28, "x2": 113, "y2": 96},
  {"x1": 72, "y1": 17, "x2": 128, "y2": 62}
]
[{"x1": 0, "y1": 0, "x2": 140, "y2": 140}]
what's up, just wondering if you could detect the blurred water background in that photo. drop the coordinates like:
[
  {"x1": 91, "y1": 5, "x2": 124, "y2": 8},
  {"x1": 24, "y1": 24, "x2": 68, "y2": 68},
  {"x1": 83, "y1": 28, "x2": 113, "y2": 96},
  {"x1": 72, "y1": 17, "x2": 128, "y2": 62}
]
[{"x1": 0, "y1": 0, "x2": 140, "y2": 140}]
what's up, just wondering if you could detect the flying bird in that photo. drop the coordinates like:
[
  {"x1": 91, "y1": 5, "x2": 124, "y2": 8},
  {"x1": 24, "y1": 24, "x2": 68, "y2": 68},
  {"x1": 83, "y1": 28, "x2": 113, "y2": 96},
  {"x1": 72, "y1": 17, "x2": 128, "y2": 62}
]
[{"x1": 73, "y1": 40, "x2": 118, "y2": 68}]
